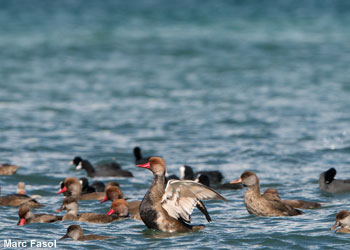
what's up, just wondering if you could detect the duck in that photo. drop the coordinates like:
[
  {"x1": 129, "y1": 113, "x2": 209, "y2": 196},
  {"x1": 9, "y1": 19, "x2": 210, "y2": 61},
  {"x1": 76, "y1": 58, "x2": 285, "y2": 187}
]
[
  {"x1": 70, "y1": 156, "x2": 133, "y2": 178},
  {"x1": 133, "y1": 147, "x2": 151, "y2": 165},
  {"x1": 0, "y1": 163, "x2": 19, "y2": 175},
  {"x1": 319, "y1": 168, "x2": 350, "y2": 193},
  {"x1": 331, "y1": 210, "x2": 350, "y2": 233},
  {"x1": 57, "y1": 177, "x2": 105, "y2": 200},
  {"x1": 137, "y1": 157, "x2": 227, "y2": 233},
  {"x1": 0, "y1": 187, "x2": 43, "y2": 208},
  {"x1": 263, "y1": 188, "x2": 321, "y2": 209},
  {"x1": 17, "y1": 182, "x2": 41, "y2": 199},
  {"x1": 18, "y1": 205, "x2": 62, "y2": 225},
  {"x1": 194, "y1": 173, "x2": 242, "y2": 190},
  {"x1": 60, "y1": 225, "x2": 114, "y2": 241},
  {"x1": 231, "y1": 171, "x2": 303, "y2": 216},
  {"x1": 79, "y1": 178, "x2": 96, "y2": 194},
  {"x1": 106, "y1": 199, "x2": 129, "y2": 217},
  {"x1": 57, "y1": 197, "x2": 124, "y2": 223},
  {"x1": 180, "y1": 165, "x2": 224, "y2": 184},
  {"x1": 100, "y1": 186, "x2": 141, "y2": 220}
]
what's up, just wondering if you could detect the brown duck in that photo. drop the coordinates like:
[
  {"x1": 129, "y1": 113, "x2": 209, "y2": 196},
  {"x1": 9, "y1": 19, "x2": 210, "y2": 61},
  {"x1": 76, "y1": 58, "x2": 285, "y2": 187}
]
[
  {"x1": 331, "y1": 210, "x2": 350, "y2": 233},
  {"x1": 106, "y1": 199, "x2": 129, "y2": 217},
  {"x1": 18, "y1": 205, "x2": 62, "y2": 225},
  {"x1": 231, "y1": 171, "x2": 303, "y2": 216},
  {"x1": 100, "y1": 186, "x2": 141, "y2": 221},
  {"x1": 0, "y1": 187, "x2": 43, "y2": 208},
  {"x1": 137, "y1": 157, "x2": 227, "y2": 233},
  {"x1": 57, "y1": 197, "x2": 124, "y2": 223},
  {"x1": 60, "y1": 225, "x2": 114, "y2": 241},
  {"x1": 57, "y1": 177, "x2": 105, "y2": 200},
  {"x1": 263, "y1": 188, "x2": 321, "y2": 209},
  {"x1": 0, "y1": 164, "x2": 19, "y2": 175}
]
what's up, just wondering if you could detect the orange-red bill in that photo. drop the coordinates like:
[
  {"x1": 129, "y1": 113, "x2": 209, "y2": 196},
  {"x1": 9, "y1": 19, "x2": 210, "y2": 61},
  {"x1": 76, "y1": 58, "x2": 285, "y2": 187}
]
[
  {"x1": 137, "y1": 162, "x2": 150, "y2": 169},
  {"x1": 107, "y1": 208, "x2": 115, "y2": 215},
  {"x1": 230, "y1": 177, "x2": 242, "y2": 184},
  {"x1": 18, "y1": 218, "x2": 26, "y2": 226},
  {"x1": 100, "y1": 197, "x2": 108, "y2": 204},
  {"x1": 330, "y1": 222, "x2": 340, "y2": 230},
  {"x1": 57, "y1": 186, "x2": 67, "y2": 194}
]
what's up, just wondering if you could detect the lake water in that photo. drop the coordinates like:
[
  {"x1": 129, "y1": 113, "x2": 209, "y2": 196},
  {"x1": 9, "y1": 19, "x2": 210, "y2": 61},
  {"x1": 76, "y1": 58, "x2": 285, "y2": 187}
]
[{"x1": 0, "y1": 0, "x2": 349, "y2": 249}]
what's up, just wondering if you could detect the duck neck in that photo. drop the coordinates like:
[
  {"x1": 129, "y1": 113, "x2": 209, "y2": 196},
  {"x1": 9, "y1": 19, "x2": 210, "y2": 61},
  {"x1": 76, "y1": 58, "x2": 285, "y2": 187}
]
[
  {"x1": 67, "y1": 203, "x2": 79, "y2": 216},
  {"x1": 150, "y1": 173, "x2": 165, "y2": 201},
  {"x1": 246, "y1": 183, "x2": 261, "y2": 196}
]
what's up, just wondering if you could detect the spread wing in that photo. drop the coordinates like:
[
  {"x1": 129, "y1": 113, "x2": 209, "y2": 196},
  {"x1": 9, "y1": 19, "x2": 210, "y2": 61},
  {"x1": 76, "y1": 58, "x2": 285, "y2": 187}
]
[{"x1": 161, "y1": 180, "x2": 227, "y2": 222}]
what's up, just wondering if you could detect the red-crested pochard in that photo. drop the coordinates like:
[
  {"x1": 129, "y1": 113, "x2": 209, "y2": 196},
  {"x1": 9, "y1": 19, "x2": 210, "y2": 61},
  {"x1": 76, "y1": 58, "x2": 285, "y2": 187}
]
[
  {"x1": 60, "y1": 225, "x2": 114, "y2": 241},
  {"x1": 57, "y1": 197, "x2": 124, "y2": 223},
  {"x1": 331, "y1": 210, "x2": 350, "y2": 233},
  {"x1": 231, "y1": 171, "x2": 303, "y2": 216},
  {"x1": 138, "y1": 157, "x2": 227, "y2": 233},
  {"x1": 18, "y1": 205, "x2": 62, "y2": 225},
  {"x1": 0, "y1": 186, "x2": 43, "y2": 208},
  {"x1": 57, "y1": 177, "x2": 105, "y2": 200},
  {"x1": 0, "y1": 163, "x2": 19, "y2": 175},
  {"x1": 263, "y1": 188, "x2": 321, "y2": 209},
  {"x1": 100, "y1": 186, "x2": 141, "y2": 221}
]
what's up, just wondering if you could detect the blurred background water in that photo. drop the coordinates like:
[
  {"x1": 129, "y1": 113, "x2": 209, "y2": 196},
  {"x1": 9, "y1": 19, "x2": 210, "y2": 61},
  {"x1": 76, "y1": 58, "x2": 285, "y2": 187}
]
[{"x1": 0, "y1": 0, "x2": 349, "y2": 249}]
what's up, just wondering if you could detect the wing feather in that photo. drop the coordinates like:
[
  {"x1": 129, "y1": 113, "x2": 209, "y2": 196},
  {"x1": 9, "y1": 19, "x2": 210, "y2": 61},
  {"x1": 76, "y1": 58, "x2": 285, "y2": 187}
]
[{"x1": 161, "y1": 180, "x2": 226, "y2": 221}]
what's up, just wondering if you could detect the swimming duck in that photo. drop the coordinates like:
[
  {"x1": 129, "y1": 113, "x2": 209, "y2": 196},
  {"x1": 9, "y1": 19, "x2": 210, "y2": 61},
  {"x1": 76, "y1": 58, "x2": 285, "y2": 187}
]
[
  {"x1": 331, "y1": 210, "x2": 350, "y2": 233},
  {"x1": 18, "y1": 205, "x2": 62, "y2": 225},
  {"x1": 138, "y1": 157, "x2": 227, "y2": 232},
  {"x1": 79, "y1": 178, "x2": 96, "y2": 194},
  {"x1": 60, "y1": 225, "x2": 114, "y2": 241},
  {"x1": 0, "y1": 187, "x2": 43, "y2": 208},
  {"x1": 57, "y1": 177, "x2": 105, "y2": 200},
  {"x1": 106, "y1": 199, "x2": 129, "y2": 217},
  {"x1": 180, "y1": 165, "x2": 224, "y2": 184},
  {"x1": 319, "y1": 168, "x2": 350, "y2": 193},
  {"x1": 57, "y1": 197, "x2": 124, "y2": 223},
  {"x1": 70, "y1": 156, "x2": 133, "y2": 178},
  {"x1": 133, "y1": 147, "x2": 151, "y2": 165},
  {"x1": 0, "y1": 164, "x2": 19, "y2": 175},
  {"x1": 231, "y1": 171, "x2": 303, "y2": 216},
  {"x1": 263, "y1": 188, "x2": 321, "y2": 209},
  {"x1": 100, "y1": 186, "x2": 141, "y2": 220}
]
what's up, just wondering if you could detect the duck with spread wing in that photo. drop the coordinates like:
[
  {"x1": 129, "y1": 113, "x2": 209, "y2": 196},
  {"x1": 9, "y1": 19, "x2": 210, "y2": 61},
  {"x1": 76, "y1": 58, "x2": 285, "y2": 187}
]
[{"x1": 137, "y1": 157, "x2": 227, "y2": 233}]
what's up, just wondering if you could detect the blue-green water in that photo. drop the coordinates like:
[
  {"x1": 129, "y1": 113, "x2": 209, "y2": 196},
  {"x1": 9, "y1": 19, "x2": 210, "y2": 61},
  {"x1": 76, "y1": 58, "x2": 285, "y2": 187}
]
[{"x1": 1, "y1": 0, "x2": 350, "y2": 249}]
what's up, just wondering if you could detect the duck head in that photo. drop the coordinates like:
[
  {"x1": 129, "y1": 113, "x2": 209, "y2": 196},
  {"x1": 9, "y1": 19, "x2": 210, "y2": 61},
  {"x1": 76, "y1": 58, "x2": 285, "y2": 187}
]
[
  {"x1": 101, "y1": 186, "x2": 124, "y2": 204},
  {"x1": 17, "y1": 205, "x2": 34, "y2": 226},
  {"x1": 107, "y1": 199, "x2": 129, "y2": 217},
  {"x1": 60, "y1": 225, "x2": 83, "y2": 240},
  {"x1": 331, "y1": 210, "x2": 350, "y2": 231},
  {"x1": 325, "y1": 168, "x2": 336, "y2": 184},
  {"x1": 137, "y1": 157, "x2": 166, "y2": 176},
  {"x1": 231, "y1": 171, "x2": 259, "y2": 187},
  {"x1": 57, "y1": 177, "x2": 81, "y2": 196}
]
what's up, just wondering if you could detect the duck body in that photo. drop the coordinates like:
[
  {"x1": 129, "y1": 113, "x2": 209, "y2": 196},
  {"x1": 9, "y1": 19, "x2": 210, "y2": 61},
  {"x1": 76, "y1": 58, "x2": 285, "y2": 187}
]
[
  {"x1": 233, "y1": 171, "x2": 303, "y2": 217},
  {"x1": 138, "y1": 157, "x2": 226, "y2": 233},
  {"x1": 0, "y1": 193, "x2": 43, "y2": 208},
  {"x1": 319, "y1": 168, "x2": 350, "y2": 193},
  {"x1": 60, "y1": 225, "x2": 114, "y2": 241},
  {"x1": 0, "y1": 164, "x2": 19, "y2": 175},
  {"x1": 18, "y1": 205, "x2": 61, "y2": 225}
]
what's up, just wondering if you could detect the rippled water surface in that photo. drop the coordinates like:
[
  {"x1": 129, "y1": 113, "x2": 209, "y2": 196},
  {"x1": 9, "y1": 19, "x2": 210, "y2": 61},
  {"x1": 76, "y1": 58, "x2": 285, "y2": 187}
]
[{"x1": 1, "y1": 0, "x2": 350, "y2": 249}]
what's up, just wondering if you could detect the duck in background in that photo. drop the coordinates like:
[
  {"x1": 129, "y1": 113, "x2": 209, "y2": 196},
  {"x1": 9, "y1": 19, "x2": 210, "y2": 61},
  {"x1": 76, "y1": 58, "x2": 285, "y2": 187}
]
[
  {"x1": 18, "y1": 204, "x2": 62, "y2": 225},
  {"x1": 79, "y1": 178, "x2": 96, "y2": 194},
  {"x1": 60, "y1": 225, "x2": 114, "y2": 241},
  {"x1": 180, "y1": 165, "x2": 224, "y2": 184},
  {"x1": 133, "y1": 147, "x2": 151, "y2": 165},
  {"x1": 0, "y1": 186, "x2": 43, "y2": 208},
  {"x1": 70, "y1": 156, "x2": 133, "y2": 178},
  {"x1": 56, "y1": 197, "x2": 125, "y2": 223},
  {"x1": 57, "y1": 177, "x2": 105, "y2": 200},
  {"x1": 331, "y1": 210, "x2": 350, "y2": 233},
  {"x1": 319, "y1": 168, "x2": 350, "y2": 193},
  {"x1": 263, "y1": 188, "x2": 321, "y2": 209},
  {"x1": 231, "y1": 171, "x2": 303, "y2": 216},
  {"x1": 0, "y1": 163, "x2": 20, "y2": 175},
  {"x1": 137, "y1": 157, "x2": 227, "y2": 232}
]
